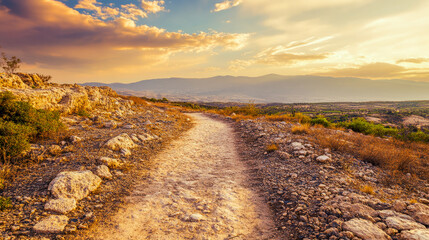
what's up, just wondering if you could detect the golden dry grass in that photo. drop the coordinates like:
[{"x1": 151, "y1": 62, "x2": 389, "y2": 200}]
[
  {"x1": 266, "y1": 143, "x2": 279, "y2": 152},
  {"x1": 360, "y1": 185, "x2": 375, "y2": 195},
  {"x1": 309, "y1": 128, "x2": 429, "y2": 181},
  {"x1": 291, "y1": 124, "x2": 311, "y2": 134}
]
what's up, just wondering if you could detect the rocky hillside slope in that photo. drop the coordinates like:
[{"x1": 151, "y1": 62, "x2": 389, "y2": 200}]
[
  {"x1": 231, "y1": 116, "x2": 429, "y2": 240},
  {"x1": 0, "y1": 73, "x2": 192, "y2": 239}
]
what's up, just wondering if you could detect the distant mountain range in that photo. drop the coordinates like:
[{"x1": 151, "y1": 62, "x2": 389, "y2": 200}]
[{"x1": 83, "y1": 74, "x2": 429, "y2": 103}]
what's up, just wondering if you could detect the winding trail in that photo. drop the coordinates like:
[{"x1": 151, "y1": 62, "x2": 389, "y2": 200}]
[{"x1": 92, "y1": 113, "x2": 275, "y2": 239}]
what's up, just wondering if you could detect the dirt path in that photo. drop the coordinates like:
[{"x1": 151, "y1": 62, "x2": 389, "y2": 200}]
[{"x1": 90, "y1": 113, "x2": 275, "y2": 240}]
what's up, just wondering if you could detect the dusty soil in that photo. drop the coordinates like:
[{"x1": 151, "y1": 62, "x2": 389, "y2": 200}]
[
  {"x1": 0, "y1": 103, "x2": 191, "y2": 239},
  {"x1": 85, "y1": 113, "x2": 277, "y2": 240}
]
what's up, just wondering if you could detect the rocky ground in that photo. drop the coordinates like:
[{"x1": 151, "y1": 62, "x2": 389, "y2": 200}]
[
  {"x1": 0, "y1": 74, "x2": 192, "y2": 239},
  {"x1": 230, "y1": 117, "x2": 429, "y2": 240},
  {"x1": 1, "y1": 73, "x2": 429, "y2": 240}
]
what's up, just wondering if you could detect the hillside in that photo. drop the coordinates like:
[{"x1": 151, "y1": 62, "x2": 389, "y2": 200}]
[
  {"x1": 84, "y1": 75, "x2": 429, "y2": 103},
  {"x1": 1, "y1": 73, "x2": 428, "y2": 240}
]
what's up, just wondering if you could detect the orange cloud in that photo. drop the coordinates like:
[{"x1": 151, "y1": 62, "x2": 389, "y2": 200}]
[
  {"x1": 75, "y1": 0, "x2": 119, "y2": 19},
  {"x1": 0, "y1": 0, "x2": 248, "y2": 73},
  {"x1": 213, "y1": 0, "x2": 242, "y2": 12},
  {"x1": 141, "y1": 0, "x2": 165, "y2": 14},
  {"x1": 120, "y1": 4, "x2": 148, "y2": 20}
]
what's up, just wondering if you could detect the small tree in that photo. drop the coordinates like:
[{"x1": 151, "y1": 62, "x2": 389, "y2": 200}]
[{"x1": 1, "y1": 52, "x2": 21, "y2": 76}]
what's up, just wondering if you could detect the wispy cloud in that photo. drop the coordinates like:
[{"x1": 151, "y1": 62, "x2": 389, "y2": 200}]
[
  {"x1": 397, "y1": 58, "x2": 429, "y2": 64},
  {"x1": 213, "y1": 0, "x2": 242, "y2": 12},
  {"x1": 319, "y1": 62, "x2": 429, "y2": 81},
  {"x1": 230, "y1": 45, "x2": 327, "y2": 70}
]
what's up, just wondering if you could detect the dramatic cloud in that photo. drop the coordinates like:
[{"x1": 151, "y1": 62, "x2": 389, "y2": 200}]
[
  {"x1": 141, "y1": 0, "x2": 165, "y2": 13},
  {"x1": 213, "y1": 0, "x2": 242, "y2": 12},
  {"x1": 397, "y1": 58, "x2": 429, "y2": 64},
  {"x1": 0, "y1": 0, "x2": 248, "y2": 82}
]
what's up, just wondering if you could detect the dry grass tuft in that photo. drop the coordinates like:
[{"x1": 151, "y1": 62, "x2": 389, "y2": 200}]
[
  {"x1": 360, "y1": 185, "x2": 375, "y2": 195},
  {"x1": 266, "y1": 143, "x2": 279, "y2": 153},
  {"x1": 291, "y1": 124, "x2": 310, "y2": 135}
]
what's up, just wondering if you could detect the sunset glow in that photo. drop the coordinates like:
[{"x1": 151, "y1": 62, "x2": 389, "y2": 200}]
[{"x1": 1, "y1": 0, "x2": 429, "y2": 83}]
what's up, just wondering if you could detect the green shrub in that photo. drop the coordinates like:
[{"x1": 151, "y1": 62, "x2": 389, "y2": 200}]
[
  {"x1": 77, "y1": 108, "x2": 90, "y2": 118},
  {"x1": 407, "y1": 131, "x2": 429, "y2": 142},
  {"x1": 338, "y1": 118, "x2": 398, "y2": 138},
  {"x1": 310, "y1": 116, "x2": 331, "y2": 127},
  {"x1": 0, "y1": 197, "x2": 12, "y2": 211},
  {"x1": 0, "y1": 91, "x2": 63, "y2": 162},
  {"x1": 0, "y1": 120, "x2": 34, "y2": 161}
]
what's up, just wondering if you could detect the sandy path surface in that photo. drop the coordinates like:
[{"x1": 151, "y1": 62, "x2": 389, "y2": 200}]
[{"x1": 91, "y1": 113, "x2": 275, "y2": 240}]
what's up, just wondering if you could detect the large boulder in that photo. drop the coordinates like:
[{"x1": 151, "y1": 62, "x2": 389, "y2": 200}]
[
  {"x1": 44, "y1": 198, "x2": 77, "y2": 214},
  {"x1": 48, "y1": 170, "x2": 102, "y2": 200},
  {"x1": 343, "y1": 218, "x2": 389, "y2": 240},
  {"x1": 33, "y1": 215, "x2": 69, "y2": 233},
  {"x1": 105, "y1": 133, "x2": 137, "y2": 151}
]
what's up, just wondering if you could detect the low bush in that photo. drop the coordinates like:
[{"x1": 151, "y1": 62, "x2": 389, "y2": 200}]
[
  {"x1": 310, "y1": 116, "x2": 331, "y2": 127},
  {"x1": 0, "y1": 91, "x2": 63, "y2": 162},
  {"x1": 0, "y1": 197, "x2": 12, "y2": 211},
  {"x1": 338, "y1": 118, "x2": 398, "y2": 137}
]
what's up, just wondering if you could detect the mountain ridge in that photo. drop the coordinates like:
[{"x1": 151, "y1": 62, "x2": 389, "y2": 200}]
[{"x1": 83, "y1": 75, "x2": 429, "y2": 103}]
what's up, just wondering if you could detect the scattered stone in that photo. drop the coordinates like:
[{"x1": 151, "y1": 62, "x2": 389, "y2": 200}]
[
  {"x1": 105, "y1": 133, "x2": 137, "y2": 151},
  {"x1": 400, "y1": 229, "x2": 429, "y2": 240},
  {"x1": 379, "y1": 210, "x2": 414, "y2": 220},
  {"x1": 393, "y1": 200, "x2": 408, "y2": 212},
  {"x1": 48, "y1": 170, "x2": 102, "y2": 200},
  {"x1": 48, "y1": 145, "x2": 62, "y2": 155},
  {"x1": 339, "y1": 202, "x2": 378, "y2": 218},
  {"x1": 316, "y1": 155, "x2": 331, "y2": 163},
  {"x1": 104, "y1": 120, "x2": 117, "y2": 129},
  {"x1": 69, "y1": 136, "x2": 82, "y2": 143},
  {"x1": 33, "y1": 215, "x2": 69, "y2": 233},
  {"x1": 408, "y1": 203, "x2": 429, "y2": 226},
  {"x1": 99, "y1": 157, "x2": 121, "y2": 168},
  {"x1": 44, "y1": 198, "x2": 77, "y2": 214},
  {"x1": 189, "y1": 214, "x2": 204, "y2": 222},
  {"x1": 342, "y1": 218, "x2": 389, "y2": 240},
  {"x1": 123, "y1": 124, "x2": 135, "y2": 129},
  {"x1": 385, "y1": 216, "x2": 426, "y2": 230},
  {"x1": 138, "y1": 133, "x2": 156, "y2": 141},
  {"x1": 291, "y1": 142, "x2": 304, "y2": 150},
  {"x1": 95, "y1": 165, "x2": 112, "y2": 180}
]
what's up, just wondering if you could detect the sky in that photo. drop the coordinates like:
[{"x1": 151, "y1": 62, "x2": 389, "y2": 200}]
[{"x1": 1, "y1": 0, "x2": 429, "y2": 83}]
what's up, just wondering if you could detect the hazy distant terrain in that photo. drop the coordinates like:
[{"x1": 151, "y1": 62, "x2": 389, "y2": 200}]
[{"x1": 84, "y1": 74, "x2": 429, "y2": 103}]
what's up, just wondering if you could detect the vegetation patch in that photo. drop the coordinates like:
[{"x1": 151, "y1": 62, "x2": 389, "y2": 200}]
[
  {"x1": 0, "y1": 197, "x2": 12, "y2": 211},
  {"x1": 0, "y1": 91, "x2": 63, "y2": 162}
]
